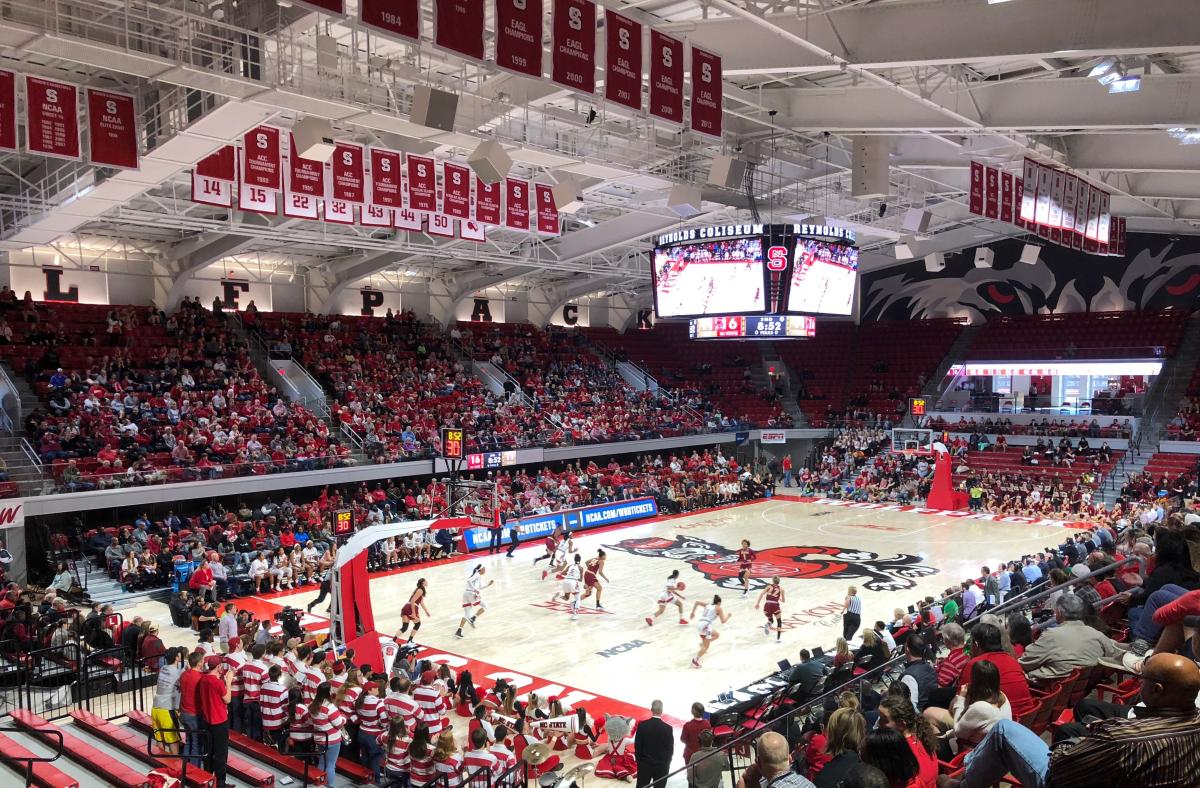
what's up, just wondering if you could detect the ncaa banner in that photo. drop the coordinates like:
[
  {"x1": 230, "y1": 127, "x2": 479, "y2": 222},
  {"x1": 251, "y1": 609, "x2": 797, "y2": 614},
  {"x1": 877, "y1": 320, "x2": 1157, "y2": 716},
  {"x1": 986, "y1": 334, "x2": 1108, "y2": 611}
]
[
  {"x1": 1072, "y1": 182, "x2": 1088, "y2": 249},
  {"x1": 288, "y1": 134, "x2": 325, "y2": 197},
  {"x1": 505, "y1": 177, "x2": 530, "y2": 230},
  {"x1": 1062, "y1": 174, "x2": 1078, "y2": 239},
  {"x1": 534, "y1": 183, "x2": 560, "y2": 236},
  {"x1": 690, "y1": 46, "x2": 723, "y2": 138},
  {"x1": 242, "y1": 125, "x2": 282, "y2": 190},
  {"x1": 441, "y1": 161, "x2": 472, "y2": 219},
  {"x1": 462, "y1": 497, "x2": 659, "y2": 550},
  {"x1": 1097, "y1": 192, "x2": 1111, "y2": 253},
  {"x1": 1000, "y1": 171, "x2": 1013, "y2": 224},
  {"x1": 1019, "y1": 159, "x2": 1038, "y2": 223},
  {"x1": 26, "y1": 76, "x2": 80, "y2": 159},
  {"x1": 649, "y1": 30, "x2": 684, "y2": 124},
  {"x1": 605, "y1": 11, "x2": 642, "y2": 112},
  {"x1": 552, "y1": 0, "x2": 597, "y2": 94},
  {"x1": 360, "y1": 0, "x2": 420, "y2": 42},
  {"x1": 1012, "y1": 177, "x2": 1024, "y2": 228},
  {"x1": 495, "y1": 0, "x2": 543, "y2": 78},
  {"x1": 86, "y1": 88, "x2": 138, "y2": 169},
  {"x1": 983, "y1": 165, "x2": 1000, "y2": 219},
  {"x1": 434, "y1": 0, "x2": 486, "y2": 61},
  {"x1": 406, "y1": 154, "x2": 438, "y2": 212},
  {"x1": 0, "y1": 71, "x2": 15, "y2": 151},
  {"x1": 968, "y1": 161, "x2": 984, "y2": 215},
  {"x1": 394, "y1": 207, "x2": 424, "y2": 231},
  {"x1": 370, "y1": 148, "x2": 404, "y2": 208},
  {"x1": 331, "y1": 142, "x2": 366, "y2": 203}
]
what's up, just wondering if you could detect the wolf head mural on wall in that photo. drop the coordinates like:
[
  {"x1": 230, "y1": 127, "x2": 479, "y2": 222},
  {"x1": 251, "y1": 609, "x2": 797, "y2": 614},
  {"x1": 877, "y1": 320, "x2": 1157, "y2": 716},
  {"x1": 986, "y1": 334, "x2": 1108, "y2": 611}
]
[{"x1": 862, "y1": 234, "x2": 1200, "y2": 321}]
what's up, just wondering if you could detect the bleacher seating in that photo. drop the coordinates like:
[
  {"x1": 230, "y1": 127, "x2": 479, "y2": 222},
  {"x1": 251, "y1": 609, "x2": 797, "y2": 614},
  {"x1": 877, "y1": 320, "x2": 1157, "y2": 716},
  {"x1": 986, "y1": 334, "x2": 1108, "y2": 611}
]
[
  {"x1": 967, "y1": 309, "x2": 1188, "y2": 360},
  {"x1": 953, "y1": 446, "x2": 1121, "y2": 488}
]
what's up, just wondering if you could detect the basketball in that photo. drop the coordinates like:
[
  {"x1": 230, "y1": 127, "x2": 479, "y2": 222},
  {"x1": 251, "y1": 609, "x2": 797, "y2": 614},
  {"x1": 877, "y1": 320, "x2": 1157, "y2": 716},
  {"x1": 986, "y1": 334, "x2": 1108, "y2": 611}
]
[{"x1": 676, "y1": 582, "x2": 686, "y2": 591}]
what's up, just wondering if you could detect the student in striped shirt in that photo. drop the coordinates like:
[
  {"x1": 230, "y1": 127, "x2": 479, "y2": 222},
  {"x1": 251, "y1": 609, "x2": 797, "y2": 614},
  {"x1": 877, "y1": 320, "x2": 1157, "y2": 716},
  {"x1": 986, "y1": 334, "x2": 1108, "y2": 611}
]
[
  {"x1": 334, "y1": 670, "x2": 363, "y2": 761},
  {"x1": 223, "y1": 637, "x2": 248, "y2": 733},
  {"x1": 463, "y1": 727, "x2": 501, "y2": 780},
  {"x1": 356, "y1": 680, "x2": 388, "y2": 782},
  {"x1": 413, "y1": 670, "x2": 448, "y2": 736},
  {"x1": 433, "y1": 729, "x2": 463, "y2": 788},
  {"x1": 310, "y1": 681, "x2": 348, "y2": 787},
  {"x1": 384, "y1": 675, "x2": 420, "y2": 728},
  {"x1": 489, "y1": 724, "x2": 517, "y2": 776},
  {"x1": 237, "y1": 644, "x2": 268, "y2": 740},
  {"x1": 299, "y1": 649, "x2": 325, "y2": 704},
  {"x1": 379, "y1": 717, "x2": 411, "y2": 788},
  {"x1": 408, "y1": 723, "x2": 436, "y2": 787},
  {"x1": 285, "y1": 687, "x2": 313, "y2": 756},
  {"x1": 259, "y1": 665, "x2": 289, "y2": 747}
]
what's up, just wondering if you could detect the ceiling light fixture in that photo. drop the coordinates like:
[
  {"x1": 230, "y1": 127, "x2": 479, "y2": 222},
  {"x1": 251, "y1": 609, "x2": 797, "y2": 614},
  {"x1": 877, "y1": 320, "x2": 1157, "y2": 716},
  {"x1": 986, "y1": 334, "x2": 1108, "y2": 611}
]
[
  {"x1": 1088, "y1": 57, "x2": 1117, "y2": 79},
  {"x1": 1108, "y1": 75, "x2": 1141, "y2": 94},
  {"x1": 1168, "y1": 128, "x2": 1200, "y2": 145}
]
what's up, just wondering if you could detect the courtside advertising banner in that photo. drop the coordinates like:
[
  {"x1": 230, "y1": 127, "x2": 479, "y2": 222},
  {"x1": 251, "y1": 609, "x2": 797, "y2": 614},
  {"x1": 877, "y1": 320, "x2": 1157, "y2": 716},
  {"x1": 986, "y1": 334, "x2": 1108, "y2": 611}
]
[
  {"x1": 86, "y1": 88, "x2": 139, "y2": 169},
  {"x1": 434, "y1": 0, "x2": 486, "y2": 61},
  {"x1": 370, "y1": 148, "x2": 404, "y2": 208},
  {"x1": 359, "y1": 0, "x2": 420, "y2": 42},
  {"x1": 649, "y1": 30, "x2": 684, "y2": 124},
  {"x1": 690, "y1": 46, "x2": 723, "y2": 138},
  {"x1": 331, "y1": 142, "x2": 366, "y2": 203},
  {"x1": 462, "y1": 497, "x2": 659, "y2": 550},
  {"x1": 552, "y1": 0, "x2": 597, "y2": 94},
  {"x1": 604, "y1": 11, "x2": 642, "y2": 111},
  {"x1": 406, "y1": 154, "x2": 438, "y2": 212},
  {"x1": 0, "y1": 71, "x2": 15, "y2": 151},
  {"x1": 505, "y1": 177, "x2": 530, "y2": 230},
  {"x1": 242, "y1": 125, "x2": 282, "y2": 190},
  {"x1": 495, "y1": 0, "x2": 543, "y2": 78},
  {"x1": 475, "y1": 178, "x2": 502, "y2": 224},
  {"x1": 26, "y1": 76, "x2": 80, "y2": 159},
  {"x1": 534, "y1": 183, "x2": 560, "y2": 236},
  {"x1": 442, "y1": 161, "x2": 472, "y2": 219}
]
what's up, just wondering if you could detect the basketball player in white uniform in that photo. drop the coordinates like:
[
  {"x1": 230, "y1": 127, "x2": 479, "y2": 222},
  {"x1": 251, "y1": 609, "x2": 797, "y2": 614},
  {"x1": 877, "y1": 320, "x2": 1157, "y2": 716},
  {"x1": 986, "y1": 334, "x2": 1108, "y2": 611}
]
[
  {"x1": 549, "y1": 534, "x2": 574, "y2": 579},
  {"x1": 551, "y1": 554, "x2": 584, "y2": 619},
  {"x1": 645, "y1": 570, "x2": 687, "y2": 627},
  {"x1": 455, "y1": 565, "x2": 494, "y2": 639},
  {"x1": 689, "y1": 595, "x2": 731, "y2": 668}
]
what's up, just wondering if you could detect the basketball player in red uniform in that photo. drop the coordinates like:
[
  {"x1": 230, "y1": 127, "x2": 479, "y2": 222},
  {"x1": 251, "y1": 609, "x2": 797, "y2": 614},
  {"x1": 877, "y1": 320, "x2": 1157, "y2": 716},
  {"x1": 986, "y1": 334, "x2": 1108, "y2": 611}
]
[
  {"x1": 755, "y1": 576, "x2": 785, "y2": 642},
  {"x1": 736, "y1": 539, "x2": 757, "y2": 596},
  {"x1": 533, "y1": 527, "x2": 562, "y2": 578},
  {"x1": 397, "y1": 578, "x2": 430, "y2": 643},
  {"x1": 579, "y1": 549, "x2": 610, "y2": 611},
  {"x1": 645, "y1": 570, "x2": 687, "y2": 627}
]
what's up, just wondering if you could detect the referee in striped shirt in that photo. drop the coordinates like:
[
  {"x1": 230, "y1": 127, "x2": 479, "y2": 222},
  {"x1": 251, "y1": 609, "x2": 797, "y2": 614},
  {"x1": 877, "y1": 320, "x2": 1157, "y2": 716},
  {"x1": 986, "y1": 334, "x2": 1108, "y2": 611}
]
[{"x1": 842, "y1": 586, "x2": 862, "y2": 641}]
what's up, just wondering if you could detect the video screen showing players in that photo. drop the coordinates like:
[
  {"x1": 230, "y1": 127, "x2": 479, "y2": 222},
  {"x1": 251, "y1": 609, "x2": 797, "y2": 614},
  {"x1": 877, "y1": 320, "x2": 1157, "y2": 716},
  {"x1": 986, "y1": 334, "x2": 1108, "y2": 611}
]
[
  {"x1": 652, "y1": 238, "x2": 767, "y2": 318},
  {"x1": 787, "y1": 239, "x2": 858, "y2": 316}
]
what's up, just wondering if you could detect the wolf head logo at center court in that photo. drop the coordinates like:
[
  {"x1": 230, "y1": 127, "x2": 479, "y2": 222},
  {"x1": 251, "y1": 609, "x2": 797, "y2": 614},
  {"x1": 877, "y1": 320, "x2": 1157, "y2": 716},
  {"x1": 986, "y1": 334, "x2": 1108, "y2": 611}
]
[{"x1": 607, "y1": 535, "x2": 938, "y2": 592}]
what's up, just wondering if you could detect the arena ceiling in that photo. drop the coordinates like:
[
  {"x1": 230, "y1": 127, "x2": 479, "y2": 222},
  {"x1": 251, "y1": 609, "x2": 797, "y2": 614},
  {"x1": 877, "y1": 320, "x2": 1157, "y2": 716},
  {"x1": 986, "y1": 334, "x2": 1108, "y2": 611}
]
[{"x1": 0, "y1": 0, "x2": 1199, "y2": 308}]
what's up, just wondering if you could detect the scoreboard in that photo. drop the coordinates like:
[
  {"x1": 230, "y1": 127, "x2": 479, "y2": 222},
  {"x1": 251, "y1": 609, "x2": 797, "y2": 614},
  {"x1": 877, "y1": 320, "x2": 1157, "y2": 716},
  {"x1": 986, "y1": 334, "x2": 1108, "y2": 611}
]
[{"x1": 689, "y1": 314, "x2": 817, "y2": 340}]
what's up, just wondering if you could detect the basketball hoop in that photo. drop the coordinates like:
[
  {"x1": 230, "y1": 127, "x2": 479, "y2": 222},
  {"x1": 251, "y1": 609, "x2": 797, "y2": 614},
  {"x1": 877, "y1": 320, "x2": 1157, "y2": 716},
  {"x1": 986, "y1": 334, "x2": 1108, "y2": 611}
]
[{"x1": 890, "y1": 428, "x2": 935, "y2": 457}]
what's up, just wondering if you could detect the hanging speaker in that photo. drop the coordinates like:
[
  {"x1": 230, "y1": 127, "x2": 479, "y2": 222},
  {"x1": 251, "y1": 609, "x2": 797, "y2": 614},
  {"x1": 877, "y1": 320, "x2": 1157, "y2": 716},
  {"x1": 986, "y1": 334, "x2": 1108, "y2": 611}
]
[
  {"x1": 924, "y1": 252, "x2": 945, "y2": 272},
  {"x1": 974, "y1": 247, "x2": 994, "y2": 268},
  {"x1": 667, "y1": 184, "x2": 703, "y2": 218},
  {"x1": 1019, "y1": 243, "x2": 1041, "y2": 265},
  {"x1": 903, "y1": 208, "x2": 932, "y2": 234},
  {"x1": 411, "y1": 85, "x2": 459, "y2": 132},
  {"x1": 291, "y1": 116, "x2": 336, "y2": 162},
  {"x1": 551, "y1": 177, "x2": 583, "y2": 214},
  {"x1": 850, "y1": 136, "x2": 890, "y2": 198},
  {"x1": 467, "y1": 140, "x2": 512, "y2": 185},
  {"x1": 894, "y1": 237, "x2": 915, "y2": 260},
  {"x1": 707, "y1": 156, "x2": 746, "y2": 189}
]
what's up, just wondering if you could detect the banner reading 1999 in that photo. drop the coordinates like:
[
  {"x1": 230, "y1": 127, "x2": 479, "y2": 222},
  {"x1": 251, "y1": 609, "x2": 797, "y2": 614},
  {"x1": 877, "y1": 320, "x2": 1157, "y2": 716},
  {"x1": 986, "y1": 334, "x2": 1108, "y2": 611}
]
[{"x1": 462, "y1": 497, "x2": 659, "y2": 551}]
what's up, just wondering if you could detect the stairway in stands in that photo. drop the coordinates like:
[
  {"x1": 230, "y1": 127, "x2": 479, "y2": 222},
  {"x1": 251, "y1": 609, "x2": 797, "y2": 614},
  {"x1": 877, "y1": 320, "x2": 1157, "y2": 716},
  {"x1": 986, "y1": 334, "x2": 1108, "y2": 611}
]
[
  {"x1": 0, "y1": 362, "x2": 51, "y2": 495},
  {"x1": 758, "y1": 341, "x2": 807, "y2": 425},
  {"x1": 916, "y1": 323, "x2": 979, "y2": 422}
]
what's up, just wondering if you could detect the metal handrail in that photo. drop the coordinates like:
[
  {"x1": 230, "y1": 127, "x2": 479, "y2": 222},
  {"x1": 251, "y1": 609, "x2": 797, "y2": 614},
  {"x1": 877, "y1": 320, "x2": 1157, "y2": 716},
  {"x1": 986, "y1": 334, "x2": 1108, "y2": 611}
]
[
  {"x1": 0, "y1": 726, "x2": 65, "y2": 786},
  {"x1": 0, "y1": 362, "x2": 21, "y2": 432}
]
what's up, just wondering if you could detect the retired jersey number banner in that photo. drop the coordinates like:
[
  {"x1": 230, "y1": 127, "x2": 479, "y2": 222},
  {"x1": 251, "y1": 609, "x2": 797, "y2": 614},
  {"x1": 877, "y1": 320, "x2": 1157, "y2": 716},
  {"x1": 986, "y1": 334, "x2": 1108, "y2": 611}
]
[
  {"x1": 406, "y1": 154, "x2": 438, "y2": 212},
  {"x1": 370, "y1": 148, "x2": 403, "y2": 208},
  {"x1": 552, "y1": 0, "x2": 597, "y2": 94},
  {"x1": 442, "y1": 161, "x2": 472, "y2": 219},
  {"x1": 648, "y1": 30, "x2": 684, "y2": 124},
  {"x1": 242, "y1": 125, "x2": 282, "y2": 190},
  {"x1": 495, "y1": 0, "x2": 543, "y2": 78},
  {"x1": 331, "y1": 142, "x2": 365, "y2": 203},
  {"x1": 26, "y1": 76, "x2": 80, "y2": 160},
  {"x1": 359, "y1": 0, "x2": 420, "y2": 42},
  {"x1": 434, "y1": 0, "x2": 486, "y2": 61},
  {"x1": 505, "y1": 177, "x2": 530, "y2": 230},
  {"x1": 689, "y1": 46, "x2": 722, "y2": 138},
  {"x1": 534, "y1": 183, "x2": 560, "y2": 236},
  {"x1": 86, "y1": 88, "x2": 139, "y2": 169},
  {"x1": 475, "y1": 178, "x2": 502, "y2": 225},
  {"x1": 604, "y1": 11, "x2": 642, "y2": 112}
]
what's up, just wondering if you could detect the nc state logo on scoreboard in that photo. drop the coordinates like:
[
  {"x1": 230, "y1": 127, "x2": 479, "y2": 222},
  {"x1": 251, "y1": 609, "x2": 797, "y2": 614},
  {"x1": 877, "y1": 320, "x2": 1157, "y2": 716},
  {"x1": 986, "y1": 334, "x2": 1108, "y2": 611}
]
[{"x1": 766, "y1": 245, "x2": 788, "y2": 271}]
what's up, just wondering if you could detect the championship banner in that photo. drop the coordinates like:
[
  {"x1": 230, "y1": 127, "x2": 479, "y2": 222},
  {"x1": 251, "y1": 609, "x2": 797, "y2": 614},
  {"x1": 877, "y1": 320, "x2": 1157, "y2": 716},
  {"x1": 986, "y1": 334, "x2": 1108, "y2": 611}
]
[
  {"x1": 395, "y1": 207, "x2": 424, "y2": 231},
  {"x1": 1012, "y1": 177, "x2": 1025, "y2": 228},
  {"x1": 968, "y1": 161, "x2": 984, "y2": 216},
  {"x1": 1061, "y1": 174, "x2": 1078, "y2": 239},
  {"x1": 242, "y1": 125, "x2": 282, "y2": 190},
  {"x1": 460, "y1": 219, "x2": 487, "y2": 242},
  {"x1": 649, "y1": 30, "x2": 684, "y2": 124},
  {"x1": 289, "y1": 134, "x2": 326, "y2": 197},
  {"x1": 495, "y1": 0, "x2": 543, "y2": 77},
  {"x1": 605, "y1": 11, "x2": 642, "y2": 111},
  {"x1": 552, "y1": 0, "x2": 597, "y2": 94},
  {"x1": 361, "y1": 202, "x2": 393, "y2": 227},
  {"x1": 192, "y1": 146, "x2": 236, "y2": 207},
  {"x1": 1083, "y1": 185, "x2": 1101, "y2": 253},
  {"x1": 475, "y1": 177, "x2": 502, "y2": 225},
  {"x1": 442, "y1": 161, "x2": 472, "y2": 219},
  {"x1": 1019, "y1": 159, "x2": 1038, "y2": 224},
  {"x1": 1112, "y1": 217, "x2": 1127, "y2": 256},
  {"x1": 282, "y1": 181, "x2": 320, "y2": 220},
  {"x1": 429, "y1": 213, "x2": 456, "y2": 237},
  {"x1": 1034, "y1": 163, "x2": 1053, "y2": 227},
  {"x1": 331, "y1": 143, "x2": 366, "y2": 203},
  {"x1": 370, "y1": 148, "x2": 404, "y2": 208},
  {"x1": 505, "y1": 177, "x2": 530, "y2": 230},
  {"x1": 690, "y1": 46, "x2": 723, "y2": 138},
  {"x1": 406, "y1": 154, "x2": 438, "y2": 212},
  {"x1": 325, "y1": 198, "x2": 356, "y2": 225},
  {"x1": 0, "y1": 71, "x2": 15, "y2": 151},
  {"x1": 434, "y1": 0, "x2": 486, "y2": 61},
  {"x1": 1097, "y1": 191, "x2": 1111, "y2": 253},
  {"x1": 295, "y1": 0, "x2": 345, "y2": 13},
  {"x1": 86, "y1": 88, "x2": 138, "y2": 169},
  {"x1": 534, "y1": 183, "x2": 560, "y2": 236},
  {"x1": 25, "y1": 76, "x2": 80, "y2": 159},
  {"x1": 1048, "y1": 169, "x2": 1065, "y2": 244},
  {"x1": 983, "y1": 165, "x2": 999, "y2": 219},
  {"x1": 1000, "y1": 171, "x2": 1013, "y2": 224},
  {"x1": 359, "y1": 0, "x2": 420, "y2": 42},
  {"x1": 1072, "y1": 182, "x2": 1088, "y2": 249}
]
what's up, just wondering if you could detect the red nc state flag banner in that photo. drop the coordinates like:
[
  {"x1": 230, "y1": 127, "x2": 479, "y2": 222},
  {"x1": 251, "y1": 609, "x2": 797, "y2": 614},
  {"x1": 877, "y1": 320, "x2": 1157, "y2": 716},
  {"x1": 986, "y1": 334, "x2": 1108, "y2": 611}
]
[
  {"x1": 1097, "y1": 191, "x2": 1111, "y2": 249},
  {"x1": 505, "y1": 178, "x2": 530, "y2": 230},
  {"x1": 359, "y1": 0, "x2": 420, "y2": 42},
  {"x1": 1000, "y1": 172, "x2": 1014, "y2": 224},
  {"x1": 534, "y1": 183, "x2": 560, "y2": 235},
  {"x1": 475, "y1": 178, "x2": 502, "y2": 225},
  {"x1": 984, "y1": 165, "x2": 1000, "y2": 219},
  {"x1": 1020, "y1": 159, "x2": 1038, "y2": 224},
  {"x1": 495, "y1": 0, "x2": 543, "y2": 77},
  {"x1": 25, "y1": 76, "x2": 80, "y2": 160},
  {"x1": 370, "y1": 148, "x2": 403, "y2": 208},
  {"x1": 0, "y1": 71, "x2": 15, "y2": 151},
  {"x1": 331, "y1": 143, "x2": 365, "y2": 203},
  {"x1": 394, "y1": 206, "x2": 424, "y2": 231},
  {"x1": 605, "y1": 11, "x2": 642, "y2": 112},
  {"x1": 441, "y1": 162, "x2": 472, "y2": 219},
  {"x1": 288, "y1": 134, "x2": 325, "y2": 197},
  {"x1": 406, "y1": 155, "x2": 438, "y2": 212},
  {"x1": 552, "y1": 0, "x2": 597, "y2": 94},
  {"x1": 968, "y1": 161, "x2": 984, "y2": 216},
  {"x1": 434, "y1": 0, "x2": 486, "y2": 61},
  {"x1": 649, "y1": 30, "x2": 684, "y2": 124},
  {"x1": 86, "y1": 88, "x2": 138, "y2": 169},
  {"x1": 1012, "y1": 177, "x2": 1025, "y2": 228},
  {"x1": 690, "y1": 47, "x2": 723, "y2": 138},
  {"x1": 242, "y1": 126, "x2": 281, "y2": 190}
]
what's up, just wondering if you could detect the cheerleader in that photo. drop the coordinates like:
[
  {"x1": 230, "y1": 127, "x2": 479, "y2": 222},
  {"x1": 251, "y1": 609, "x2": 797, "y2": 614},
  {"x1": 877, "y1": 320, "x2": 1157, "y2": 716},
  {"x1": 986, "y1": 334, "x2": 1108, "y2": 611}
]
[
  {"x1": 456, "y1": 565, "x2": 494, "y2": 639},
  {"x1": 594, "y1": 715, "x2": 636, "y2": 780},
  {"x1": 546, "y1": 697, "x2": 571, "y2": 752},
  {"x1": 511, "y1": 717, "x2": 561, "y2": 777},
  {"x1": 736, "y1": 539, "x2": 757, "y2": 596},
  {"x1": 689, "y1": 595, "x2": 731, "y2": 669},
  {"x1": 572, "y1": 707, "x2": 599, "y2": 760},
  {"x1": 579, "y1": 549, "x2": 610, "y2": 610},
  {"x1": 551, "y1": 554, "x2": 584, "y2": 619},
  {"x1": 398, "y1": 578, "x2": 431, "y2": 643},
  {"x1": 755, "y1": 576, "x2": 785, "y2": 641},
  {"x1": 645, "y1": 569, "x2": 687, "y2": 627}
]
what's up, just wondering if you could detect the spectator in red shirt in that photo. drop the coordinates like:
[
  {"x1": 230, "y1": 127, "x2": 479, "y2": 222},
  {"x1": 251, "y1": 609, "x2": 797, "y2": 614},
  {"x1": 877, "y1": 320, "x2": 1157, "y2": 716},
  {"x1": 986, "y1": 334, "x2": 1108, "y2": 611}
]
[
  {"x1": 679, "y1": 702, "x2": 711, "y2": 765},
  {"x1": 196, "y1": 658, "x2": 233, "y2": 787},
  {"x1": 188, "y1": 559, "x2": 216, "y2": 604}
]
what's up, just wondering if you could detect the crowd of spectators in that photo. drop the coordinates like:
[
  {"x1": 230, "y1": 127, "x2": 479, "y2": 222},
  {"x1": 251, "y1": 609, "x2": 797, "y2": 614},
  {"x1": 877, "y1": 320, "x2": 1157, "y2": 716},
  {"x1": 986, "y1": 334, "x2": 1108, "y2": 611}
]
[{"x1": 923, "y1": 416, "x2": 1133, "y2": 440}]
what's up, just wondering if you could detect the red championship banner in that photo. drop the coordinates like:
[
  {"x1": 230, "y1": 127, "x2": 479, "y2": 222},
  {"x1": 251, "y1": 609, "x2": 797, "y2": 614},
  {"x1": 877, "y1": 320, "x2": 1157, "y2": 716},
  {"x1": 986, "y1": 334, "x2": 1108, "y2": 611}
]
[
  {"x1": 361, "y1": 202, "x2": 393, "y2": 227},
  {"x1": 86, "y1": 88, "x2": 138, "y2": 169},
  {"x1": 968, "y1": 160, "x2": 984, "y2": 216},
  {"x1": 198, "y1": 146, "x2": 236, "y2": 181},
  {"x1": 534, "y1": 183, "x2": 560, "y2": 235},
  {"x1": 496, "y1": 0, "x2": 543, "y2": 78},
  {"x1": 552, "y1": 0, "x2": 597, "y2": 94},
  {"x1": 429, "y1": 213, "x2": 456, "y2": 237},
  {"x1": 325, "y1": 198, "x2": 355, "y2": 225},
  {"x1": 984, "y1": 165, "x2": 1000, "y2": 219},
  {"x1": 690, "y1": 46, "x2": 723, "y2": 138},
  {"x1": 25, "y1": 76, "x2": 79, "y2": 160},
  {"x1": 295, "y1": 0, "x2": 345, "y2": 13},
  {"x1": 442, "y1": 162, "x2": 472, "y2": 219},
  {"x1": 434, "y1": 0, "x2": 486, "y2": 61},
  {"x1": 394, "y1": 207, "x2": 424, "y2": 231},
  {"x1": 332, "y1": 142, "x2": 365, "y2": 203},
  {"x1": 604, "y1": 11, "x2": 642, "y2": 112},
  {"x1": 1000, "y1": 171, "x2": 1013, "y2": 224},
  {"x1": 1048, "y1": 169, "x2": 1065, "y2": 244},
  {"x1": 0, "y1": 71, "x2": 15, "y2": 151},
  {"x1": 649, "y1": 31, "x2": 684, "y2": 124},
  {"x1": 505, "y1": 177, "x2": 530, "y2": 230},
  {"x1": 1113, "y1": 216, "x2": 1127, "y2": 256},
  {"x1": 1012, "y1": 177, "x2": 1025, "y2": 228},
  {"x1": 406, "y1": 154, "x2": 438, "y2": 212},
  {"x1": 242, "y1": 125, "x2": 282, "y2": 190},
  {"x1": 460, "y1": 219, "x2": 487, "y2": 242},
  {"x1": 360, "y1": 0, "x2": 420, "y2": 42},
  {"x1": 370, "y1": 148, "x2": 403, "y2": 208},
  {"x1": 1019, "y1": 158, "x2": 1038, "y2": 224},
  {"x1": 192, "y1": 145, "x2": 235, "y2": 207},
  {"x1": 475, "y1": 178, "x2": 502, "y2": 224},
  {"x1": 288, "y1": 134, "x2": 325, "y2": 197}
]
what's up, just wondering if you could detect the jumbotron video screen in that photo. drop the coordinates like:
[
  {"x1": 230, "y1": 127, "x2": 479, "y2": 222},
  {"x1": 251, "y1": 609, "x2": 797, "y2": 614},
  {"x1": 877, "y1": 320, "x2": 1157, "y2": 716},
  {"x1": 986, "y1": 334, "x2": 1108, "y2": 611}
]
[
  {"x1": 651, "y1": 236, "x2": 766, "y2": 319},
  {"x1": 787, "y1": 238, "x2": 859, "y2": 316}
]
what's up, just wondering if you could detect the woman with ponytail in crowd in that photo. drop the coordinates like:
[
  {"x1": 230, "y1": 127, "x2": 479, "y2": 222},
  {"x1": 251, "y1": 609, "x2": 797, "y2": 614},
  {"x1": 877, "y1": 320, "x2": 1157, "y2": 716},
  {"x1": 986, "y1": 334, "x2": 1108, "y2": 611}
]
[
  {"x1": 432, "y1": 729, "x2": 463, "y2": 788},
  {"x1": 408, "y1": 723, "x2": 436, "y2": 787},
  {"x1": 285, "y1": 686, "x2": 313, "y2": 757},
  {"x1": 876, "y1": 695, "x2": 938, "y2": 788},
  {"x1": 356, "y1": 679, "x2": 388, "y2": 782},
  {"x1": 310, "y1": 681, "x2": 348, "y2": 786},
  {"x1": 380, "y1": 717, "x2": 412, "y2": 788},
  {"x1": 547, "y1": 697, "x2": 571, "y2": 752},
  {"x1": 335, "y1": 668, "x2": 363, "y2": 760}
]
